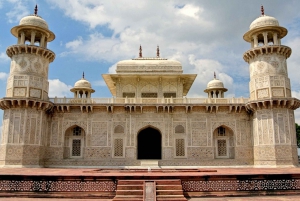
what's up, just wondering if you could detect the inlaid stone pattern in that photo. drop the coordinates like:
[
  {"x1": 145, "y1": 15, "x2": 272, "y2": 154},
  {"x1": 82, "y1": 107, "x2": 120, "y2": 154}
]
[
  {"x1": 0, "y1": 179, "x2": 116, "y2": 192},
  {"x1": 182, "y1": 179, "x2": 300, "y2": 192}
]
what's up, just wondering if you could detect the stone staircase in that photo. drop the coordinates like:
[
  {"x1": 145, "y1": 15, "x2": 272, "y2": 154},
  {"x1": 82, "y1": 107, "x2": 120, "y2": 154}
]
[
  {"x1": 113, "y1": 179, "x2": 187, "y2": 201},
  {"x1": 156, "y1": 179, "x2": 187, "y2": 201}
]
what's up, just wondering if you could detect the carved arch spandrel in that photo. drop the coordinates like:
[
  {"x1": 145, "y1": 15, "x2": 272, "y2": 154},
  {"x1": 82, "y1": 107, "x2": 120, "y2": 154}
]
[
  {"x1": 211, "y1": 122, "x2": 236, "y2": 134},
  {"x1": 63, "y1": 121, "x2": 87, "y2": 134}
]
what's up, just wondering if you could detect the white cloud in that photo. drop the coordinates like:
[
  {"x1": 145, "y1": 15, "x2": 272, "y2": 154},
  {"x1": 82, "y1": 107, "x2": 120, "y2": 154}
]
[
  {"x1": 186, "y1": 55, "x2": 235, "y2": 97},
  {"x1": 0, "y1": 52, "x2": 9, "y2": 62},
  {"x1": 65, "y1": 36, "x2": 83, "y2": 49},
  {"x1": 48, "y1": 79, "x2": 72, "y2": 97},
  {"x1": 108, "y1": 63, "x2": 117, "y2": 74},
  {"x1": 5, "y1": 1, "x2": 30, "y2": 23},
  {"x1": 177, "y1": 4, "x2": 201, "y2": 20},
  {"x1": 0, "y1": 72, "x2": 8, "y2": 81}
]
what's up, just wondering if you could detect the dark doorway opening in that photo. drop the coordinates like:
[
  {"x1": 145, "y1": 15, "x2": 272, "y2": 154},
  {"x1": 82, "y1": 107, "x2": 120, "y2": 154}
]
[{"x1": 137, "y1": 127, "x2": 161, "y2": 159}]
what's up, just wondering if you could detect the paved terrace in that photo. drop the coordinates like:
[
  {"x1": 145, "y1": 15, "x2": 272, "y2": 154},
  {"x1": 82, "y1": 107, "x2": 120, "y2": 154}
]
[{"x1": 1, "y1": 167, "x2": 300, "y2": 177}]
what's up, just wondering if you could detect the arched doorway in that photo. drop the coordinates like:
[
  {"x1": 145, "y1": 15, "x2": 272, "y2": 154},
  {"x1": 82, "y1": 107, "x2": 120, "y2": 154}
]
[{"x1": 137, "y1": 127, "x2": 161, "y2": 159}]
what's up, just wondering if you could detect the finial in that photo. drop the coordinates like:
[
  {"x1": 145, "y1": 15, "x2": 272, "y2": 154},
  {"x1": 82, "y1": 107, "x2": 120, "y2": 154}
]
[
  {"x1": 214, "y1": 72, "x2": 216, "y2": 79},
  {"x1": 261, "y1": 5, "x2": 264, "y2": 16},
  {"x1": 139, "y1": 45, "x2": 142, "y2": 58},
  {"x1": 34, "y1": 4, "x2": 38, "y2": 16},
  {"x1": 82, "y1": 72, "x2": 85, "y2": 79},
  {"x1": 157, "y1": 45, "x2": 160, "y2": 57}
]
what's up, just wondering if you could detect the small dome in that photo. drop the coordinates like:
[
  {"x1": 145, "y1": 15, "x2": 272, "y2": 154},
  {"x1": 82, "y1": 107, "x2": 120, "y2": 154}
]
[
  {"x1": 74, "y1": 78, "x2": 92, "y2": 88},
  {"x1": 207, "y1": 78, "x2": 224, "y2": 89},
  {"x1": 19, "y1": 15, "x2": 49, "y2": 30},
  {"x1": 250, "y1": 15, "x2": 279, "y2": 30}
]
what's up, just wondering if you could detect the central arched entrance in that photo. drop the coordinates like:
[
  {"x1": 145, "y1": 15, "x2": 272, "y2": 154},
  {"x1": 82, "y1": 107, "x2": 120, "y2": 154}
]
[{"x1": 137, "y1": 127, "x2": 161, "y2": 159}]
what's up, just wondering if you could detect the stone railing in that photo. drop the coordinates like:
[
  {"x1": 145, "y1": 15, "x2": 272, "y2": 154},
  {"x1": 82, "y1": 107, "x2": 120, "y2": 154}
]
[{"x1": 49, "y1": 97, "x2": 249, "y2": 104}]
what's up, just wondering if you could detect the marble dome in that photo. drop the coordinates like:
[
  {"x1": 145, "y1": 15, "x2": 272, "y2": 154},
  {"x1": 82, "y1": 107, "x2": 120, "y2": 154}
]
[
  {"x1": 250, "y1": 15, "x2": 279, "y2": 30},
  {"x1": 74, "y1": 78, "x2": 92, "y2": 89},
  {"x1": 19, "y1": 15, "x2": 49, "y2": 30},
  {"x1": 207, "y1": 78, "x2": 225, "y2": 89}
]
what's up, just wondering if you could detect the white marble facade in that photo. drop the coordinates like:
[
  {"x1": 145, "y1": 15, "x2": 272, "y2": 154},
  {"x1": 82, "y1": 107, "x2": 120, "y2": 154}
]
[{"x1": 0, "y1": 7, "x2": 299, "y2": 168}]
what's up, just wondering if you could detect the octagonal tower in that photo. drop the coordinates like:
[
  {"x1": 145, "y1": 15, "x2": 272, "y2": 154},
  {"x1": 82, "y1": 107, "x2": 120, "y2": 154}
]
[
  {"x1": 0, "y1": 6, "x2": 55, "y2": 167},
  {"x1": 244, "y1": 6, "x2": 300, "y2": 166}
]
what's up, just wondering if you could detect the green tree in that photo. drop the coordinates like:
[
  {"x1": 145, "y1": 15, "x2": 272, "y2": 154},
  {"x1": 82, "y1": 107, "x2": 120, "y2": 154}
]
[{"x1": 296, "y1": 123, "x2": 300, "y2": 148}]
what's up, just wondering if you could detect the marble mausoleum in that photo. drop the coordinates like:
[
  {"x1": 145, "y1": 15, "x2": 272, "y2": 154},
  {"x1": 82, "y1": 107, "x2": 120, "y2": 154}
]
[{"x1": 0, "y1": 6, "x2": 299, "y2": 168}]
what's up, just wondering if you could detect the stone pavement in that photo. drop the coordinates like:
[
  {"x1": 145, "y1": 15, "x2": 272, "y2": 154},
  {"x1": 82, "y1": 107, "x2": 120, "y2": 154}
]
[{"x1": 1, "y1": 167, "x2": 300, "y2": 177}]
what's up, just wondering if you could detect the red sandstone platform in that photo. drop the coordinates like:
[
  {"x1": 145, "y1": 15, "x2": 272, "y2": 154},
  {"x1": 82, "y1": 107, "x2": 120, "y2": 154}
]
[{"x1": 1, "y1": 167, "x2": 300, "y2": 200}]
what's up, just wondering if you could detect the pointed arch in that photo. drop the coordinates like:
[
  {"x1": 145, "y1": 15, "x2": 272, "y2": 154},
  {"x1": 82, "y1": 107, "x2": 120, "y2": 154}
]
[
  {"x1": 137, "y1": 126, "x2": 162, "y2": 159},
  {"x1": 64, "y1": 125, "x2": 85, "y2": 159},
  {"x1": 213, "y1": 125, "x2": 235, "y2": 159},
  {"x1": 175, "y1": 125, "x2": 185, "y2": 133},
  {"x1": 114, "y1": 125, "x2": 124, "y2": 133}
]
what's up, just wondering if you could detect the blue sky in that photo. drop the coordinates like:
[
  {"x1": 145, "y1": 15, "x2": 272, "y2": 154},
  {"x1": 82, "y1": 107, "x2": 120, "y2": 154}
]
[{"x1": 0, "y1": 0, "x2": 300, "y2": 122}]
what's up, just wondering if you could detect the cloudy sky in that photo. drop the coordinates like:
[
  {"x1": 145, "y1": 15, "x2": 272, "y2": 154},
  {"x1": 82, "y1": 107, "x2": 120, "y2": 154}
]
[{"x1": 0, "y1": 0, "x2": 300, "y2": 122}]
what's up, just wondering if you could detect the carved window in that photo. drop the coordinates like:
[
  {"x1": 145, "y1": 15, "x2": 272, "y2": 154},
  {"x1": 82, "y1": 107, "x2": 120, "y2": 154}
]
[
  {"x1": 217, "y1": 139, "x2": 227, "y2": 157},
  {"x1": 114, "y1": 125, "x2": 124, "y2": 133},
  {"x1": 67, "y1": 126, "x2": 84, "y2": 158},
  {"x1": 123, "y1": 93, "x2": 135, "y2": 98},
  {"x1": 164, "y1": 92, "x2": 176, "y2": 98},
  {"x1": 215, "y1": 126, "x2": 230, "y2": 158},
  {"x1": 175, "y1": 125, "x2": 184, "y2": 133},
  {"x1": 73, "y1": 127, "x2": 82, "y2": 136},
  {"x1": 218, "y1": 127, "x2": 226, "y2": 136},
  {"x1": 114, "y1": 139, "x2": 123, "y2": 157},
  {"x1": 175, "y1": 139, "x2": 185, "y2": 157},
  {"x1": 141, "y1": 93, "x2": 157, "y2": 98},
  {"x1": 71, "y1": 139, "x2": 82, "y2": 157}
]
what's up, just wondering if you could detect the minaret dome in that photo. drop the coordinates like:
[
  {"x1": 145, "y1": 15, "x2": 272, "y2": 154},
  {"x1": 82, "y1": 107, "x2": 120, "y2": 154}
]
[
  {"x1": 71, "y1": 73, "x2": 95, "y2": 98},
  {"x1": 204, "y1": 73, "x2": 227, "y2": 98}
]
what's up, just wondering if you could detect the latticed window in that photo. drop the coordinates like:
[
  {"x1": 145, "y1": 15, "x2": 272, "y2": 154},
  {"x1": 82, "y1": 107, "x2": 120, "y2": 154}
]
[
  {"x1": 72, "y1": 139, "x2": 81, "y2": 157},
  {"x1": 164, "y1": 92, "x2": 176, "y2": 98},
  {"x1": 123, "y1": 92, "x2": 135, "y2": 98},
  {"x1": 114, "y1": 139, "x2": 123, "y2": 157},
  {"x1": 175, "y1": 139, "x2": 185, "y2": 157},
  {"x1": 217, "y1": 139, "x2": 227, "y2": 157},
  {"x1": 218, "y1": 127, "x2": 225, "y2": 136},
  {"x1": 73, "y1": 127, "x2": 82, "y2": 136},
  {"x1": 141, "y1": 93, "x2": 158, "y2": 98}
]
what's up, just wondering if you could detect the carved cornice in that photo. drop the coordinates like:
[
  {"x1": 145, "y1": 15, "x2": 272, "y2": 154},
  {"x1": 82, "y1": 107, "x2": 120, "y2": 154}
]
[
  {"x1": 246, "y1": 98, "x2": 300, "y2": 111},
  {"x1": 6, "y1": 45, "x2": 55, "y2": 62},
  {"x1": 50, "y1": 102, "x2": 248, "y2": 114},
  {"x1": 243, "y1": 45, "x2": 291, "y2": 63},
  {"x1": 0, "y1": 98, "x2": 53, "y2": 111}
]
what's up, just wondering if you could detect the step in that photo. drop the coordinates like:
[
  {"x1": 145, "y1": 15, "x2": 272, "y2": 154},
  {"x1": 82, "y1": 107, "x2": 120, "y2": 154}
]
[
  {"x1": 156, "y1": 185, "x2": 182, "y2": 190},
  {"x1": 113, "y1": 198, "x2": 143, "y2": 201},
  {"x1": 155, "y1": 180, "x2": 182, "y2": 185},
  {"x1": 156, "y1": 195, "x2": 187, "y2": 200},
  {"x1": 117, "y1": 185, "x2": 144, "y2": 190},
  {"x1": 117, "y1": 180, "x2": 144, "y2": 185},
  {"x1": 140, "y1": 160, "x2": 159, "y2": 167},
  {"x1": 156, "y1": 198, "x2": 187, "y2": 201},
  {"x1": 116, "y1": 190, "x2": 143, "y2": 195},
  {"x1": 156, "y1": 190, "x2": 183, "y2": 195}
]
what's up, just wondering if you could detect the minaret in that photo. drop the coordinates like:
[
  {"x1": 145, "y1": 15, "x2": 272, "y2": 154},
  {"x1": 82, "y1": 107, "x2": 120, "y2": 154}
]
[
  {"x1": 0, "y1": 6, "x2": 55, "y2": 167},
  {"x1": 243, "y1": 6, "x2": 300, "y2": 166}
]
